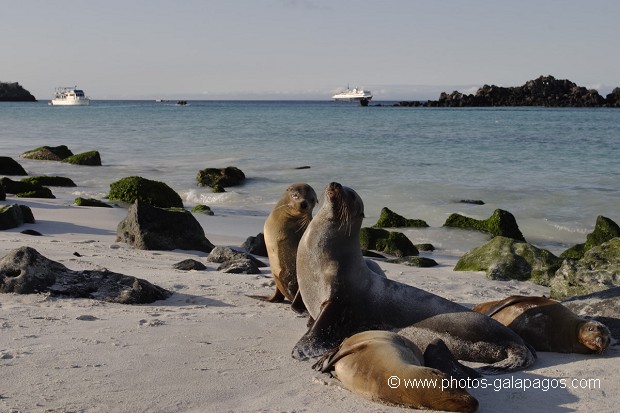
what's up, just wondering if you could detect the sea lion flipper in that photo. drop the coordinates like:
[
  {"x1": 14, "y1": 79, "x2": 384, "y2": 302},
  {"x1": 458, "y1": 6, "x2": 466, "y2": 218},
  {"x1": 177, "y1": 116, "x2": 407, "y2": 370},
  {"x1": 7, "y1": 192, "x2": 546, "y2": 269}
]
[
  {"x1": 290, "y1": 290, "x2": 307, "y2": 314},
  {"x1": 247, "y1": 287, "x2": 286, "y2": 303},
  {"x1": 292, "y1": 300, "x2": 345, "y2": 360},
  {"x1": 423, "y1": 338, "x2": 481, "y2": 381}
]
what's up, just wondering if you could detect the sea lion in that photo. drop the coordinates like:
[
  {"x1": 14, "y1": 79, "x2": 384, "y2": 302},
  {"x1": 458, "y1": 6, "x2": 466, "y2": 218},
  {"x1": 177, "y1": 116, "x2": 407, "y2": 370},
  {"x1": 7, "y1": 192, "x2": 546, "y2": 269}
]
[
  {"x1": 259, "y1": 183, "x2": 317, "y2": 303},
  {"x1": 294, "y1": 182, "x2": 536, "y2": 374},
  {"x1": 314, "y1": 330, "x2": 478, "y2": 412},
  {"x1": 472, "y1": 295, "x2": 611, "y2": 354}
]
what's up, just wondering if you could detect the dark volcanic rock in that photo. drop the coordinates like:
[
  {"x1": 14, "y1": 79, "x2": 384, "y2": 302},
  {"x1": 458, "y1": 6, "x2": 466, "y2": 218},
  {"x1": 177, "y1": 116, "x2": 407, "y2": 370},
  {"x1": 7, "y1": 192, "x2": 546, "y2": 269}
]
[
  {"x1": 0, "y1": 204, "x2": 35, "y2": 230},
  {"x1": 0, "y1": 246, "x2": 170, "y2": 303},
  {"x1": 21, "y1": 145, "x2": 73, "y2": 161},
  {"x1": 0, "y1": 177, "x2": 55, "y2": 199},
  {"x1": 0, "y1": 82, "x2": 36, "y2": 102},
  {"x1": 74, "y1": 197, "x2": 113, "y2": 208},
  {"x1": 21, "y1": 176, "x2": 76, "y2": 187},
  {"x1": 116, "y1": 200, "x2": 214, "y2": 252},
  {"x1": 242, "y1": 233, "x2": 268, "y2": 257},
  {"x1": 443, "y1": 209, "x2": 525, "y2": 241},
  {"x1": 386, "y1": 256, "x2": 438, "y2": 267},
  {"x1": 359, "y1": 227, "x2": 418, "y2": 257},
  {"x1": 373, "y1": 207, "x2": 429, "y2": 228},
  {"x1": 108, "y1": 176, "x2": 183, "y2": 208},
  {"x1": 196, "y1": 166, "x2": 246, "y2": 188},
  {"x1": 0, "y1": 157, "x2": 28, "y2": 175},
  {"x1": 206, "y1": 246, "x2": 267, "y2": 268},
  {"x1": 61, "y1": 151, "x2": 102, "y2": 166},
  {"x1": 173, "y1": 259, "x2": 207, "y2": 271},
  {"x1": 606, "y1": 87, "x2": 620, "y2": 107},
  {"x1": 562, "y1": 287, "x2": 620, "y2": 340}
]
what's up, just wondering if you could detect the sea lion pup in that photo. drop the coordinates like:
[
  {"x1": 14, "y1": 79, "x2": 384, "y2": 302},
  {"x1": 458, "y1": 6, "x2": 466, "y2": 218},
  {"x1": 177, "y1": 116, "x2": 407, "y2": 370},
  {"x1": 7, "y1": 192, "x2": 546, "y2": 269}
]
[
  {"x1": 255, "y1": 183, "x2": 317, "y2": 304},
  {"x1": 472, "y1": 295, "x2": 611, "y2": 354},
  {"x1": 314, "y1": 331, "x2": 478, "y2": 412},
  {"x1": 294, "y1": 182, "x2": 536, "y2": 374}
]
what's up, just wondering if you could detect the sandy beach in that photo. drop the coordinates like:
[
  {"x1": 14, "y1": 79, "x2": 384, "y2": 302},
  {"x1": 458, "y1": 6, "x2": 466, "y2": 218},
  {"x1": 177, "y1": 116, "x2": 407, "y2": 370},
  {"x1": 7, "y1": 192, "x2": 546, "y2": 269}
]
[{"x1": 1, "y1": 197, "x2": 617, "y2": 413}]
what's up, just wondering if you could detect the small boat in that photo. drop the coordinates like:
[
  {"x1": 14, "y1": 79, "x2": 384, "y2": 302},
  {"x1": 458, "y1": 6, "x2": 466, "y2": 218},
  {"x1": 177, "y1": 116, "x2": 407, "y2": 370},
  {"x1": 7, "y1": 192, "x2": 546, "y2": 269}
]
[
  {"x1": 49, "y1": 86, "x2": 90, "y2": 106},
  {"x1": 332, "y1": 86, "x2": 373, "y2": 103},
  {"x1": 176, "y1": 100, "x2": 189, "y2": 106}
]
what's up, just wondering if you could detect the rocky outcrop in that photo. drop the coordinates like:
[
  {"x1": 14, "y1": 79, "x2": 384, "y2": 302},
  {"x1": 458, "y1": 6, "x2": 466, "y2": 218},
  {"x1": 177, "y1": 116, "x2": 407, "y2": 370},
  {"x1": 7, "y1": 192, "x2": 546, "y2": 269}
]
[
  {"x1": 454, "y1": 236, "x2": 562, "y2": 285},
  {"x1": 0, "y1": 204, "x2": 35, "y2": 230},
  {"x1": 443, "y1": 209, "x2": 525, "y2": 241},
  {"x1": 395, "y1": 76, "x2": 620, "y2": 108},
  {"x1": 0, "y1": 246, "x2": 170, "y2": 303},
  {"x1": 0, "y1": 82, "x2": 36, "y2": 102},
  {"x1": 196, "y1": 166, "x2": 245, "y2": 190},
  {"x1": 561, "y1": 216, "x2": 620, "y2": 260},
  {"x1": 205, "y1": 246, "x2": 266, "y2": 274},
  {"x1": 108, "y1": 176, "x2": 183, "y2": 208},
  {"x1": 116, "y1": 201, "x2": 214, "y2": 253},
  {"x1": 0, "y1": 157, "x2": 27, "y2": 175},
  {"x1": 359, "y1": 227, "x2": 418, "y2": 257},
  {"x1": 61, "y1": 151, "x2": 102, "y2": 166},
  {"x1": 21, "y1": 145, "x2": 73, "y2": 161},
  {"x1": 373, "y1": 207, "x2": 429, "y2": 228},
  {"x1": 550, "y1": 238, "x2": 620, "y2": 299},
  {"x1": 563, "y1": 287, "x2": 620, "y2": 340}
]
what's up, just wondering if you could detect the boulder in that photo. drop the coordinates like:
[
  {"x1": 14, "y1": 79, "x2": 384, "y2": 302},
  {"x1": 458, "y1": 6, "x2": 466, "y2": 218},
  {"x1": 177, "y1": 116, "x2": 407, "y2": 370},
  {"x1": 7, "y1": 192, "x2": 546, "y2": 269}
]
[
  {"x1": 0, "y1": 185, "x2": 4, "y2": 201},
  {"x1": 454, "y1": 236, "x2": 562, "y2": 285},
  {"x1": 415, "y1": 243, "x2": 435, "y2": 252},
  {"x1": 0, "y1": 156, "x2": 27, "y2": 175},
  {"x1": 0, "y1": 177, "x2": 55, "y2": 199},
  {"x1": 191, "y1": 204, "x2": 214, "y2": 215},
  {"x1": 562, "y1": 287, "x2": 620, "y2": 340},
  {"x1": 242, "y1": 233, "x2": 268, "y2": 257},
  {"x1": 116, "y1": 200, "x2": 214, "y2": 253},
  {"x1": 61, "y1": 151, "x2": 102, "y2": 166},
  {"x1": 108, "y1": 176, "x2": 183, "y2": 208},
  {"x1": 21, "y1": 145, "x2": 73, "y2": 161},
  {"x1": 443, "y1": 208, "x2": 525, "y2": 241},
  {"x1": 196, "y1": 166, "x2": 245, "y2": 188},
  {"x1": 386, "y1": 256, "x2": 438, "y2": 267},
  {"x1": 359, "y1": 227, "x2": 418, "y2": 257},
  {"x1": 21, "y1": 176, "x2": 76, "y2": 187},
  {"x1": 172, "y1": 259, "x2": 207, "y2": 271},
  {"x1": 0, "y1": 246, "x2": 170, "y2": 303},
  {"x1": 74, "y1": 197, "x2": 113, "y2": 208},
  {"x1": 0, "y1": 204, "x2": 35, "y2": 230},
  {"x1": 550, "y1": 238, "x2": 620, "y2": 299},
  {"x1": 206, "y1": 246, "x2": 267, "y2": 268},
  {"x1": 560, "y1": 216, "x2": 620, "y2": 260},
  {"x1": 373, "y1": 207, "x2": 429, "y2": 228}
]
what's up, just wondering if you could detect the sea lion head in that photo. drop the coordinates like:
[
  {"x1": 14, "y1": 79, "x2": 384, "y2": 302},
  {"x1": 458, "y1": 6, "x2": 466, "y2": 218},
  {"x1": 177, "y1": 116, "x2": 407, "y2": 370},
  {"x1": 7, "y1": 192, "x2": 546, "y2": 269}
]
[
  {"x1": 322, "y1": 182, "x2": 365, "y2": 236},
  {"x1": 577, "y1": 319, "x2": 611, "y2": 353},
  {"x1": 283, "y1": 183, "x2": 317, "y2": 217}
]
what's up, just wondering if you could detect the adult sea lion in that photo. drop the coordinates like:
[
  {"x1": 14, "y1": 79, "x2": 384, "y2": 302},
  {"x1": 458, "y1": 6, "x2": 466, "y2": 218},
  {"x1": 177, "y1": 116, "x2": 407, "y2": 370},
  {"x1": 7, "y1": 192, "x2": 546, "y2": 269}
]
[
  {"x1": 472, "y1": 295, "x2": 611, "y2": 354},
  {"x1": 258, "y1": 183, "x2": 317, "y2": 304},
  {"x1": 294, "y1": 182, "x2": 536, "y2": 374},
  {"x1": 314, "y1": 330, "x2": 478, "y2": 412}
]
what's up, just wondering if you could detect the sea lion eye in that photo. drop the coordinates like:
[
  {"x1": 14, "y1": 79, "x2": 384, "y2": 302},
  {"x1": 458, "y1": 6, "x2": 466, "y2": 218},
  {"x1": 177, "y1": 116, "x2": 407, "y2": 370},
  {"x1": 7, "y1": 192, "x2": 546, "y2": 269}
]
[{"x1": 588, "y1": 326, "x2": 594, "y2": 331}]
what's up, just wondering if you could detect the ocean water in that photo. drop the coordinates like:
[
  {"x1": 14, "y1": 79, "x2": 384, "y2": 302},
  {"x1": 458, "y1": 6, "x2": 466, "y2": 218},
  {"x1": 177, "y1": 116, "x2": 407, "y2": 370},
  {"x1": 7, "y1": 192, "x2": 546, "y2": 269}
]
[{"x1": 1, "y1": 100, "x2": 619, "y2": 255}]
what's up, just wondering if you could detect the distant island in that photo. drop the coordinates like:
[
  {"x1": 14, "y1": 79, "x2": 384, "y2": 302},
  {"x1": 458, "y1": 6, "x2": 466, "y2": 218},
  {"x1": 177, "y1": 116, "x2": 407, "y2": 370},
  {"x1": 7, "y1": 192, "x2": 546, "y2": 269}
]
[
  {"x1": 394, "y1": 75, "x2": 620, "y2": 108},
  {"x1": 0, "y1": 82, "x2": 37, "y2": 102}
]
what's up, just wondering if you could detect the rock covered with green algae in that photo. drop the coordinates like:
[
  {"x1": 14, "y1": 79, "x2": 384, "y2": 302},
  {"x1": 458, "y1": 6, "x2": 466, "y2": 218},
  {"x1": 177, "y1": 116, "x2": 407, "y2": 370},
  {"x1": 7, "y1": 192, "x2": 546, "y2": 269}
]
[
  {"x1": 21, "y1": 145, "x2": 73, "y2": 161},
  {"x1": 21, "y1": 176, "x2": 76, "y2": 187},
  {"x1": 359, "y1": 227, "x2": 418, "y2": 257},
  {"x1": 61, "y1": 151, "x2": 102, "y2": 166},
  {"x1": 551, "y1": 238, "x2": 620, "y2": 299},
  {"x1": 560, "y1": 216, "x2": 620, "y2": 260},
  {"x1": 0, "y1": 204, "x2": 35, "y2": 230},
  {"x1": 373, "y1": 207, "x2": 429, "y2": 228},
  {"x1": 443, "y1": 208, "x2": 525, "y2": 241},
  {"x1": 0, "y1": 177, "x2": 55, "y2": 199},
  {"x1": 191, "y1": 204, "x2": 214, "y2": 215},
  {"x1": 454, "y1": 236, "x2": 561, "y2": 285},
  {"x1": 74, "y1": 197, "x2": 113, "y2": 208},
  {"x1": 196, "y1": 166, "x2": 245, "y2": 188},
  {"x1": 108, "y1": 176, "x2": 183, "y2": 209}
]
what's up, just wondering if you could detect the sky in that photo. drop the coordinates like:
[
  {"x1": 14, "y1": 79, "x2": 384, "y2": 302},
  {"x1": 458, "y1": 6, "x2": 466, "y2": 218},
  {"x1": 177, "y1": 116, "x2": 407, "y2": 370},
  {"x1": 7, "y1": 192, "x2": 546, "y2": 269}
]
[{"x1": 2, "y1": 0, "x2": 620, "y2": 100}]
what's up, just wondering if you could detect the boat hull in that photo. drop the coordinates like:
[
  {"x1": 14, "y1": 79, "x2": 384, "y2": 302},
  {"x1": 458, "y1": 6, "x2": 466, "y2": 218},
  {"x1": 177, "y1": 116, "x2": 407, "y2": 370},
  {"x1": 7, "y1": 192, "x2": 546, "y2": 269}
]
[{"x1": 49, "y1": 99, "x2": 90, "y2": 106}]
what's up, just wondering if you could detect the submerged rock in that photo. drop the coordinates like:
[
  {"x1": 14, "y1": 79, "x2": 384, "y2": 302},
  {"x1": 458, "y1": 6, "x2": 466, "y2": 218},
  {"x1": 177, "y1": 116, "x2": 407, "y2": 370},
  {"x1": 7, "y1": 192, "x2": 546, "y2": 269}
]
[
  {"x1": 61, "y1": 151, "x2": 102, "y2": 166},
  {"x1": 561, "y1": 216, "x2": 620, "y2": 260},
  {"x1": 551, "y1": 238, "x2": 620, "y2": 299},
  {"x1": 443, "y1": 208, "x2": 525, "y2": 241},
  {"x1": 454, "y1": 236, "x2": 561, "y2": 285},
  {"x1": 116, "y1": 200, "x2": 214, "y2": 253},
  {"x1": 0, "y1": 246, "x2": 170, "y2": 304},
  {"x1": 108, "y1": 176, "x2": 183, "y2": 208},
  {"x1": 373, "y1": 207, "x2": 429, "y2": 228},
  {"x1": 359, "y1": 227, "x2": 418, "y2": 257}
]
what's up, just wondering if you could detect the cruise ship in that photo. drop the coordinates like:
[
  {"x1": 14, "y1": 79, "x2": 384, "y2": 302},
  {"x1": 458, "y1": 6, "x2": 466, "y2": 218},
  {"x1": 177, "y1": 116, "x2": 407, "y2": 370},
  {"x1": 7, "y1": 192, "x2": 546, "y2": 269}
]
[
  {"x1": 49, "y1": 86, "x2": 90, "y2": 106},
  {"x1": 331, "y1": 86, "x2": 373, "y2": 104}
]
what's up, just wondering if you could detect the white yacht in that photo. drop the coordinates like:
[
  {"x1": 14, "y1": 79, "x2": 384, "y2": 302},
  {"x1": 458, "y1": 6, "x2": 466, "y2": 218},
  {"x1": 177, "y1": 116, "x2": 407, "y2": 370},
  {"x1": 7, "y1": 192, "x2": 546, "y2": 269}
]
[
  {"x1": 49, "y1": 86, "x2": 90, "y2": 106},
  {"x1": 331, "y1": 86, "x2": 373, "y2": 103}
]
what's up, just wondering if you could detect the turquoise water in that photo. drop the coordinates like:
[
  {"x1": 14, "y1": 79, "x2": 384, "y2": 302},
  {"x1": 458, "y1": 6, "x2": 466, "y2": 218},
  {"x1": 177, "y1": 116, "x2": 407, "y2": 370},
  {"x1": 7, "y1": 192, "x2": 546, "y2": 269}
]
[{"x1": 1, "y1": 100, "x2": 619, "y2": 254}]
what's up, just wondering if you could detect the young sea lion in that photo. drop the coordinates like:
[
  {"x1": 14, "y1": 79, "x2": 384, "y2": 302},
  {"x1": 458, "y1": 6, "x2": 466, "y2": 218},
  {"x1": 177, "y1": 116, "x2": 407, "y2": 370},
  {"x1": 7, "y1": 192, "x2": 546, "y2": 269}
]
[
  {"x1": 473, "y1": 295, "x2": 611, "y2": 354},
  {"x1": 294, "y1": 182, "x2": 536, "y2": 374}
]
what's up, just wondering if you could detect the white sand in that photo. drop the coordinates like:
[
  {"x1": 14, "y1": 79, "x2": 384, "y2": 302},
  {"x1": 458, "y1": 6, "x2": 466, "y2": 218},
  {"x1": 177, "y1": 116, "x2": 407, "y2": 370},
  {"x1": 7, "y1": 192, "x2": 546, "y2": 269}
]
[{"x1": 1, "y1": 198, "x2": 617, "y2": 413}]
